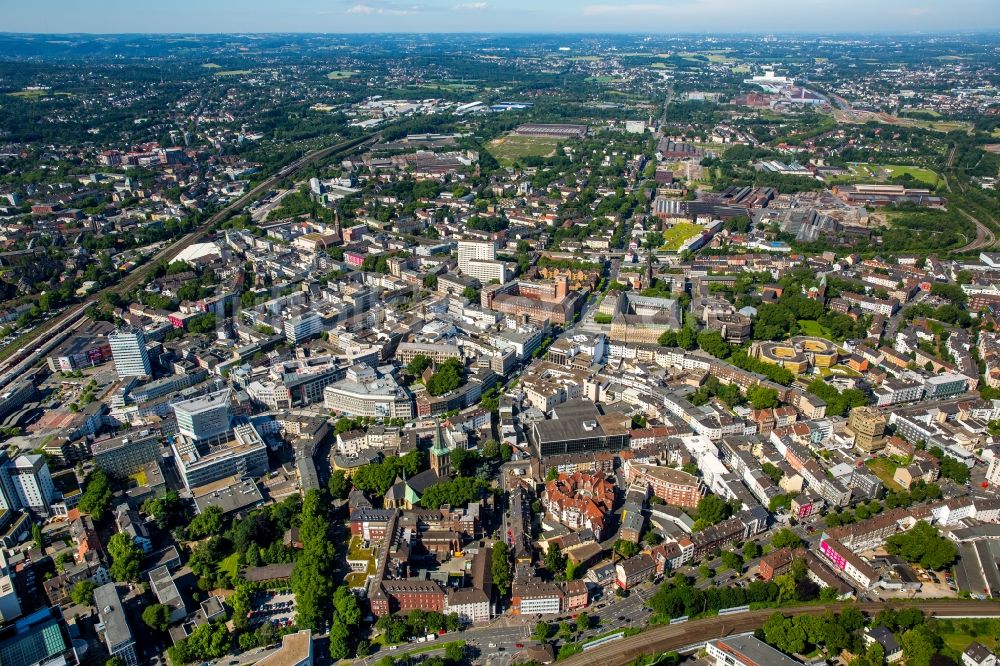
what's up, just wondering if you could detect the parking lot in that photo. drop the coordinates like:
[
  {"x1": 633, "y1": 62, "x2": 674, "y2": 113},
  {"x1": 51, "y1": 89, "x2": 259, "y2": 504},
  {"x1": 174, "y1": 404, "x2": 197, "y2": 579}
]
[{"x1": 246, "y1": 590, "x2": 296, "y2": 629}]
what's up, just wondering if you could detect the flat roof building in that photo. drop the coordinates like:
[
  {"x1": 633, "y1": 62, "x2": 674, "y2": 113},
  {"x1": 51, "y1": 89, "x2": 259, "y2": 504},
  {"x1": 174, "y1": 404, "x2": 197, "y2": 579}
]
[{"x1": 95, "y1": 583, "x2": 138, "y2": 666}]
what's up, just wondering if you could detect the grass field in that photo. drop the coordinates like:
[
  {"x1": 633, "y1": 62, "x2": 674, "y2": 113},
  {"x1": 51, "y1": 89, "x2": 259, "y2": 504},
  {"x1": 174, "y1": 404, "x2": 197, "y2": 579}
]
[
  {"x1": 829, "y1": 163, "x2": 941, "y2": 187},
  {"x1": 659, "y1": 222, "x2": 704, "y2": 251},
  {"x1": 8, "y1": 89, "x2": 47, "y2": 99},
  {"x1": 201, "y1": 63, "x2": 221, "y2": 69},
  {"x1": 327, "y1": 70, "x2": 359, "y2": 80},
  {"x1": 866, "y1": 457, "x2": 902, "y2": 492},
  {"x1": 214, "y1": 70, "x2": 252, "y2": 77},
  {"x1": 415, "y1": 82, "x2": 478, "y2": 92},
  {"x1": 487, "y1": 134, "x2": 561, "y2": 165},
  {"x1": 934, "y1": 618, "x2": 1000, "y2": 654},
  {"x1": 797, "y1": 320, "x2": 832, "y2": 337},
  {"x1": 219, "y1": 552, "x2": 240, "y2": 580}
]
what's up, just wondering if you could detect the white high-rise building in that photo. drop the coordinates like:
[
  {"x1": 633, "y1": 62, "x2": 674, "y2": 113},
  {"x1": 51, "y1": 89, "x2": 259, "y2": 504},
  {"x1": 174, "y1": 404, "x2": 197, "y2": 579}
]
[
  {"x1": 172, "y1": 389, "x2": 233, "y2": 443},
  {"x1": 987, "y1": 455, "x2": 1000, "y2": 488},
  {"x1": 0, "y1": 453, "x2": 56, "y2": 517},
  {"x1": 109, "y1": 328, "x2": 151, "y2": 378},
  {"x1": 458, "y1": 239, "x2": 510, "y2": 284}
]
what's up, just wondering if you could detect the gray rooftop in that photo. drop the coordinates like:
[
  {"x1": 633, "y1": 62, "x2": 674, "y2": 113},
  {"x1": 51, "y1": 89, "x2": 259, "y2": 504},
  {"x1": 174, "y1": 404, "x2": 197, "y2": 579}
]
[
  {"x1": 710, "y1": 634, "x2": 804, "y2": 666},
  {"x1": 95, "y1": 583, "x2": 135, "y2": 650}
]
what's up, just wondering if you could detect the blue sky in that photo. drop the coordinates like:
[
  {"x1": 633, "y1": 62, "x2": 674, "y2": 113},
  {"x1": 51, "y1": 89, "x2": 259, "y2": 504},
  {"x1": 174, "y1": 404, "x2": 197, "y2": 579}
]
[{"x1": 4, "y1": 0, "x2": 998, "y2": 33}]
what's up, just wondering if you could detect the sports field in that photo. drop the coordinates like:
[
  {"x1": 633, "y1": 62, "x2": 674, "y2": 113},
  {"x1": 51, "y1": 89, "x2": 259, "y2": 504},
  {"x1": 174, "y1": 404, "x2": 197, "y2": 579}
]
[
  {"x1": 487, "y1": 134, "x2": 560, "y2": 165},
  {"x1": 828, "y1": 163, "x2": 940, "y2": 187}
]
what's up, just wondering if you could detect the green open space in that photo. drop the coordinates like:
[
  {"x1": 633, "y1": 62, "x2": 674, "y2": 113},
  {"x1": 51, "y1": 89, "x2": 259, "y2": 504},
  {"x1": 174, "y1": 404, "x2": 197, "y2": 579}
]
[
  {"x1": 797, "y1": 320, "x2": 831, "y2": 337},
  {"x1": 487, "y1": 134, "x2": 561, "y2": 165},
  {"x1": 201, "y1": 63, "x2": 222, "y2": 69},
  {"x1": 659, "y1": 222, "x2": 704, "y2": 251},
  {"x1": 7, "y1": 90, "x2": 59, "y2": 102},
  {"x1": 219, "y1": 552, "x2": 240, "y2": 580},
  {"x1": 827, "y1": 163, "x2": 941, "y2": 188},
  {"x1": 415, "y1": 82, "x2": 479, "y2": 92},
  {"x1": 934, "y1": 618, "x2": 1000, "y2": 654},
  {"x1": 865, "y1": 457, "x2": 902, "y2": 492},
  {"x1": 327, "y1": 70, "x2": 360, "y2": 79}
]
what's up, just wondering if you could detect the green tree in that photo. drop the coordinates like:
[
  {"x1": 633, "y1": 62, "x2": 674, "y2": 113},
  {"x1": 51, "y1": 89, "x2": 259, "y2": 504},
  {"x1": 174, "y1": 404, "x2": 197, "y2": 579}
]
[
  {"x1": 900, "y1": 625, "x2": 942, "y2": 666},
  {"x1": 885, "y1": 521, "x2": 957, "y2": 570},
  {"x1": 614, "y1": 539, "x2": 640, "y2": 559},
  {"x1": 107, "y1": 533, "x2": 143, "y2": 582},
  {"x1": 761, "y1": 463, "x2": 783, "y2": 485},
  {"x1": 79, "y1": 469, "x2": 114, "y2": 521},
  {"x1": 771, "y1": 528, "x2": 804, "y2": 550},
  {"x1": 444, "y1": 641, "x2": 466, "y2": 663},
  {"x1": 328, "y1": 617, "x2": 351, "y2": 660},
  {"x1": 142, "y1": 604, "x2": 172, "y2": 632},
  {"x1": 491, "y1": 542, "x2": 512, "y2": 597},
  {"x1": 747, "y1": 386, "x2": 779, "y2": 410},
  {"x1": 576, "y1": 612, "x2": 591, "y2": 633},
  {"x1": 328, "y1": 470, "x2": 350, "y2": 500},
  {"x1": 544, "y1": 543, "x2": 566, "y2": 574},
  {"x1": 187, "y1": 506, "x2": 224, "y2": 540},
  {"x1": 291, "y1": 490, "x2": 336, "y2": 630},
  {"x1": 71, "y1": 580, "x2": 96, "y2": 606},
  {"x1": 406, "y1": 354, "x2": 433, "y2": 377},
  {"x1": 695, "y1": 494, "x2": 729, "y2": 526},
  {"x1": 533, "y1": 621, "x2": 551, "y2": 641},
  {"x1": 32, "y1": 523, "x2": 44, "y2": 552},
  {"x1": 482, "y1": 439, "x2": 501, "y2": 459}
]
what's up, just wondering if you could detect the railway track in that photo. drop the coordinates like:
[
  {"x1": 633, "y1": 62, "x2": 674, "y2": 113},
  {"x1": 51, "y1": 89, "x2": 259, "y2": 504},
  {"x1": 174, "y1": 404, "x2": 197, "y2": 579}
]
[
  {"x1": 0, "y1": 133, "x2": 377, "y2": 391},
  {"x1": 560, "y1": 600, "x2": 1000, "y2": 666}
]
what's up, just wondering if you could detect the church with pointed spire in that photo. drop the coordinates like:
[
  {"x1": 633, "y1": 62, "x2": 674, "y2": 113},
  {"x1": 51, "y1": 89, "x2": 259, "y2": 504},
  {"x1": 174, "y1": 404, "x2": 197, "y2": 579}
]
[{"x1": 384, "y1": 420, "x2": 451, "y2": 510}]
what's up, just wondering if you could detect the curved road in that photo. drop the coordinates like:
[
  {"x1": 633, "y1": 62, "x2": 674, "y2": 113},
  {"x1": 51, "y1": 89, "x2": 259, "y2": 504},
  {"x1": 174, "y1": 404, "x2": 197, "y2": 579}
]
[
  {"x1": 956, "y1": 207, "x2": 997, "y2": 254},
  {"x1": 0, "y1": 132, "x2": 377, "y2": 391},
  {"x1": 560, "y1": 600, "x2": 1000, "y2": 666}
]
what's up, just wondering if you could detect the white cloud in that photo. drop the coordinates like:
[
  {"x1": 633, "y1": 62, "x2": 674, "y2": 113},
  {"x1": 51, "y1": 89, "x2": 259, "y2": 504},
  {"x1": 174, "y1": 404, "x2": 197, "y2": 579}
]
[
  {"x1": 346, "y1": 1, "x2": 419, "y2": 15},
  {"x1": 583, "y1": 3, "x2": 678, "y2": 15},
  {"x1": 454, "y1": 1, "x2": 489, "y2": 9}
]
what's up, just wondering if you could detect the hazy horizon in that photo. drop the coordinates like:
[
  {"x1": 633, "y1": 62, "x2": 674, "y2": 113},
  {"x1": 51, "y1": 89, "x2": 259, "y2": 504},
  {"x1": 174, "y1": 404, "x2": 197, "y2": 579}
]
[{"x1": 5, "y1": 0, "x2": 999, "y2": 35}]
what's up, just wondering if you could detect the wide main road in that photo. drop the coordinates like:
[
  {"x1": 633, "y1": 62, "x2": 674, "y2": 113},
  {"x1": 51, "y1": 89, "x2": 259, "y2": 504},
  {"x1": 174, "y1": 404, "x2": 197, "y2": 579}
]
[
  {"x1": 0, "y1": 132, "x2": 377, "y2": 391},
  {"x1": 561, "y1": 600, "x2": 1000, "y2": 666}
]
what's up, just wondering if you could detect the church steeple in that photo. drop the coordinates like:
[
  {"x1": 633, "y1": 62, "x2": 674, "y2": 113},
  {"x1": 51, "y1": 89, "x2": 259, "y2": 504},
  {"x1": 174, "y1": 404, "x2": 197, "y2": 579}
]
[{"x1": 430, "y1": 421, "x2": 451, "y2": 478}]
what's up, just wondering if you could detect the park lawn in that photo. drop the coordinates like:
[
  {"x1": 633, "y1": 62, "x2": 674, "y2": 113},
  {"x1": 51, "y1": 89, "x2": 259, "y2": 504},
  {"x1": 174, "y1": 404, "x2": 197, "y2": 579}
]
[
  {"x1": 797, "y1": 320, "x2": 831, "y2": 337},
  {"x1": 327, "y1": 70, "x2": 359, "y2": 80},
  {"x1": 865, "y1": 457, "x2": 903, "y2": 492},
  {"x1": 828, "y1": 163, "x2": 940, "y2": 188},
  {"x1": 909, "y1": 118, "x2": 973, "y2": 133},
  {"x1": 201, "y1": 63, "x2": 222, "y2": 69},
  {"x1": 659, "y1": 222, "x2": 704, "y2": 251},
  {"x1": 883, "y1": 164, "x2": 940, "y2": 186},
  {"x1": 219, "y1": 552, "x2": 240, "y2": 580},
  {"x1": 8, "y1": 89, "x2": 47, "y2": 99},
  {"x1": 937, "y1": 619, "x2": 1000, "y2": 654},
  {"x1": 487, "y1": 134, "x2": 561, "y2": 165}
]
